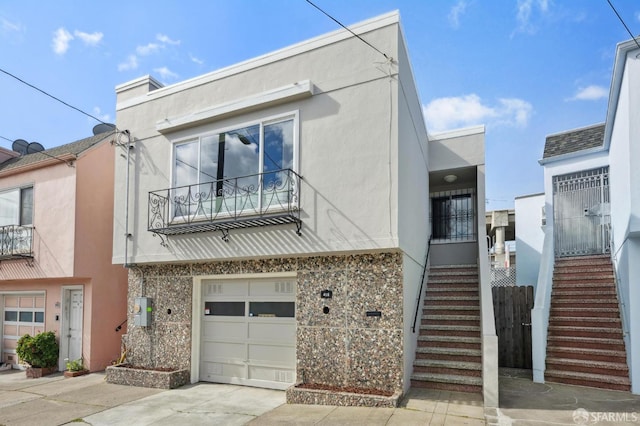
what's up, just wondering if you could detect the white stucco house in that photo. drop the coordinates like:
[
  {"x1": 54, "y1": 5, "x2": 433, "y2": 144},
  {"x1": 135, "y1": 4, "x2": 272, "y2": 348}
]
[
  {"x1": 531, "y1": 38, "x2": 639, "y2": 394},
  {"x1": 111, "y1": 11, "x2": 498, "y2": 407}
]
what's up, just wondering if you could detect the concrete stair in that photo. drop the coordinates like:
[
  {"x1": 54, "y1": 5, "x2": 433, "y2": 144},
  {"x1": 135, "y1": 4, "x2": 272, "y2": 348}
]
[
  {"x1": 545, "y1": 254, "x2": 630, "y2": 392},
  {"x1": 411, "y1": 264, "x2": 482, "y2": 394}
]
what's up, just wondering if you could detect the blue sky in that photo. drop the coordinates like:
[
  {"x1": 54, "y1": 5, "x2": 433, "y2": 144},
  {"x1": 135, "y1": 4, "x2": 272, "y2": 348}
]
[{"x1": 1, "y1": 1, "x2": 639, "y2": 210}]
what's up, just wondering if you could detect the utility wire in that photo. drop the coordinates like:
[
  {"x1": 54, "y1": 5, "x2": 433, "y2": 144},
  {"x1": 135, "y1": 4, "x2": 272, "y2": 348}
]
[
  {"x1": 606, "y1": 0, "x2": 640, "y2": 50},
  {"x1": 305, "y1": 0, "x2": 391, "y2": 61},
  {"x1": 0, "y1": 135, "x2": 12, "y2": 143},
  {"x1": 0, "y1": 66, "x2": 110, "y2": 125}
]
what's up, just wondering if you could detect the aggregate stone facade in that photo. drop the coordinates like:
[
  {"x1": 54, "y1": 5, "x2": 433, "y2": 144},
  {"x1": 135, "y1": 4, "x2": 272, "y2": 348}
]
[{"x1": 123, "y1": 251, "x2": 404, "y2": 394}]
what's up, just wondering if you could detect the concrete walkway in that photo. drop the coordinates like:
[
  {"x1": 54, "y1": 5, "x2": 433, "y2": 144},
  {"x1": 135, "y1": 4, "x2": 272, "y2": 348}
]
[{"x1": 0, "y1": 368, "x2": 639, "y2": 425}]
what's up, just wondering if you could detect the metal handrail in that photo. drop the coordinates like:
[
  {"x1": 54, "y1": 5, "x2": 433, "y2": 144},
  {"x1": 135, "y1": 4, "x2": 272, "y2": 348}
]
[
  {"x1": 148, "y1": 168, "x2": 300, "y2": 233},
  {"x1": 411, "y1": 235, "x2": 432, "y2": 333}
]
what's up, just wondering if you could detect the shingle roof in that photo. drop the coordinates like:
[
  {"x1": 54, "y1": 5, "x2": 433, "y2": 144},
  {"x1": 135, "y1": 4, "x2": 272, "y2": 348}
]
[
  {"x1": 0, "y1": 131, "x2": 115, "y2": 173},
  {"x1": 543, "y1": 123, "x2": 605, "y2": 159}
]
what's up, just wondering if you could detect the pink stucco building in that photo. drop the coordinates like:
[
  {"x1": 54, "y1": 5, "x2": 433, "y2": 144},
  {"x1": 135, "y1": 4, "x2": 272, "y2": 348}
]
[{"x1": 0, "y1": 130, "x2": 127, "y2": 372}]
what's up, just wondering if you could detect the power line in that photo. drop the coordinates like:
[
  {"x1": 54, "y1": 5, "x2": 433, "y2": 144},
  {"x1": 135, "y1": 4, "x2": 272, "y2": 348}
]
[
  {"x1": 305, "y1": 0, "x2": 391, "y2": 61},
  {"x1": 606, "y1": 0, "x2": 640, "y2": 50},
  {"x1": 0, "y1": 66, "x2": 110, "y2": 125},
  {"x1": 0, "y1": 135, "x2": 12, "y2": 143}
]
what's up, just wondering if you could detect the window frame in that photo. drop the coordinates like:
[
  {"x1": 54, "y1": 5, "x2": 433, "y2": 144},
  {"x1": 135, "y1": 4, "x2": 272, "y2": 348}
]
[
  {"x1": 169, "y1": 111, "x2": 299, "y2": 220},
  {"x1": 0, "y1": 185, "x2": 34, "y2": 227},
  {"x1": 430, "y1": 188, "x2": 477, "y2": 242}
]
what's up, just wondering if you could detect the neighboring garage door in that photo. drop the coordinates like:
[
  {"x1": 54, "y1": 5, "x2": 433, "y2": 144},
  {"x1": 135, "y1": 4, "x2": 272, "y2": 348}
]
[
  {"x1": 200, "y1": 277, "x2": 296, "y2": 390},
  {"x1": 2, "y1": 294, "x2": 45, "y2": 366}
]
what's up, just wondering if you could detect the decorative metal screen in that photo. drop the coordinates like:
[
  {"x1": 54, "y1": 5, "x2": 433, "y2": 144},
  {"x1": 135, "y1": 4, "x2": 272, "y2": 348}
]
[
  {"x1": 491, "y1": 266, "x2": 516, "y2": 287},
  {"x1": 552, "y1": 167, "x2": 610, "y2": 257},
  {"x1": 430, "y1": 189, "x2": 476, "y2": 242}
]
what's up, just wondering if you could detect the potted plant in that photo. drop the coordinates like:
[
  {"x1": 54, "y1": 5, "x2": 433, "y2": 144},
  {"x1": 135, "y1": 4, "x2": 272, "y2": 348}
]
[
  {"x1": 16, "y1": 331, "x2": 59, "y2": 378},
  {"x1": 64, "y1": 357, "x2": 88, "y2": 377}
]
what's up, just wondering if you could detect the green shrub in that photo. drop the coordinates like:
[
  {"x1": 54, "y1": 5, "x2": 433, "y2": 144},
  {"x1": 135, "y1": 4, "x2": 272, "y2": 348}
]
[
  {"x1": 66, "y1": 358, "x2": 84, "y2": 372},
  {"x1": 16, "y1": 331, "x2": 59, "y2": 368}
]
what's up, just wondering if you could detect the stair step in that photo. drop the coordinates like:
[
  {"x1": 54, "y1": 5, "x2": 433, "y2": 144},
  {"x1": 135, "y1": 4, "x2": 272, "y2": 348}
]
[
  {"x1": 424, "y1": 305, "x2": 479, "y2": 311},
  {"x1": 550, "y1": 317, "x2": 621, "y2": 327},
  {"x1": 426, "y1": 286, "x2": 478, "y2": 292},
  {"x1": 414, "y1": 359, "x2": 481, "y2": 371},
  {"x1": 548, "y1": 335, "x2": 625, "y2": 351},
  {"x1": 551, "y1": 282, "x2": 616, "y2": 290},
  {"x1": 550, "y1": 307, "x2": 619, "y2": 317},
  {"x1": 545, "y1": 369, "x2": 630, "y2": 392},
  {"x1": 551, "y1": 300, "x2": 619, "y2": 308},
  {"x1": 547, "y1": 346, "x2": 627, "y2": 363},
  {"x1": 423, "y1": 314, "x2": 480, "y2": 321},
  {"x1": 417, "y1": 335, "x2": 481, "y2": 350},
  {"x1": 548, "y1": 325, "x2": 623, "y2": 338},
  {"x1": 419, "y1": 324, "x2": 480, "y2": 337},
  {"x1": 416, "y1": 347, "x2": 481, "y2": 356},
  {"x1": 430, "y1": 264, "x2": 478, "y2": 270},
  {"x1": 411, "y1": 372, "x2": 482, "y2": 386},
  {"x1": 546, "y1": 357, "x2": 629, "y2": 377}
]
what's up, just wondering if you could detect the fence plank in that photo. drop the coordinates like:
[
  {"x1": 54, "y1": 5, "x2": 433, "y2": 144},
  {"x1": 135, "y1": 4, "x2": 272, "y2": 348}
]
[{"x1": 492, "y1": 285, "x2": 534, "y2": 369}]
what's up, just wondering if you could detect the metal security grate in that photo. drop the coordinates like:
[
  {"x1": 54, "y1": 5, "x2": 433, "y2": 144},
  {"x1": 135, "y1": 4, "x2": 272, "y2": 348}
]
[
  {"x1": 430, "y1": 189, "x2": 476, "y2": 242},
  {"x1": 491, "y1": 266, "x2": 516, "y2": 287},
  {"x1": 553, "y1": 167, "x2": 610, "y2": 257}
]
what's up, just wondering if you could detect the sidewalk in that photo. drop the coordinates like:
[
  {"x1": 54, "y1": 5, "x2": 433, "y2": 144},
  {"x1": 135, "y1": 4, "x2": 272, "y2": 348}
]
[{"x1": 0, "y1": 368, "x2": 639, "y2": 425}]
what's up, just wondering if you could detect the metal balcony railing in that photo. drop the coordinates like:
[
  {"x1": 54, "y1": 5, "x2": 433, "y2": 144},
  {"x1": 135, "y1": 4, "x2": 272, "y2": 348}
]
[
  {"x1": 0, "y1": 225, "x2": 34, "y2": 259},
  {"x1": 148, "y1": 169, "x2": 301, "y2": 237}
]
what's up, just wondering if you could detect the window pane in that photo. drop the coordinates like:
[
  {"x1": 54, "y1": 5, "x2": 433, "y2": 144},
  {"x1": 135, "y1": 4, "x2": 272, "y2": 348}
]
[
  {"x1": 173, "y1": 141, "x2": 199, "y2": 217},
  {"x1": 0, "y1": 189, "x2": 19, "y2": 226},
  {"x1": 19, "y1": 311, "x2": 33, "y2": 322},
  {"x1": 249, "y1": 302, "x2": 295, "y2": 318},
  {"x1": 20, "y1": 187, "x2": 33, "y2": 226},
  {"x1": 34, "y1": 312, "x2": 44, "y2": 323},
  {"x1": 204, "y1": 301, "x2": 244, "y2": 316},
  {"x1": 4, "y1": 311, "x2": 17, "y2": 321},
  {"x1": 263, "y1": 120, "x2": 293, "y2": 173}
]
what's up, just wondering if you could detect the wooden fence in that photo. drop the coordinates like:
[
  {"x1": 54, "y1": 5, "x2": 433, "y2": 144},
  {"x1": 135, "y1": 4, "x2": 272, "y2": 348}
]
[{"x1": 492, "y1": 285, "x2": 534, "y2": 369}]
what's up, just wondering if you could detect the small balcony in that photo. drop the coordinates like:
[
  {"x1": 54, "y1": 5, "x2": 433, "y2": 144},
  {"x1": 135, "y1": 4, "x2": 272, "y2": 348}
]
[
  {"x1": 148, "y1": 169, "x2": 301, "y2": 237},
  {"x1": 0, "y1": 225, "x2": 34, "y2": 260}
]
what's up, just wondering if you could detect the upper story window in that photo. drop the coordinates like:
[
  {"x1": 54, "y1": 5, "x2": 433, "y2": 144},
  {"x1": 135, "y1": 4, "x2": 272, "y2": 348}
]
[
  {"x1": 171, "y1": 113, "x2": 296, "y2": 218},
  {"x1": 0, "y1": 186, "x2": 33, "y2": 227},
  {"x1": 430, "y1": 189, "x2": 476, "y2": 242}
]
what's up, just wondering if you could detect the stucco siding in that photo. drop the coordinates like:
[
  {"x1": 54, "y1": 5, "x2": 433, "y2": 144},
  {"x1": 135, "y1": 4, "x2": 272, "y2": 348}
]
[
  {"x1": 515, "y1": 194, "x2": 545, "y2": 288},
  {"x1": 113, "y1": 22, "x2": 404, "y2": 264}
]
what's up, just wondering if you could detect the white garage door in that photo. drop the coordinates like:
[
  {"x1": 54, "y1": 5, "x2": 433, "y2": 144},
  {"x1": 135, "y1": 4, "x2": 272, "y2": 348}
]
[
  {"x1": 2, "y1": 294, "x2": 45, "y2": 366},
  {"x1": 200, "y1": 277, "x2": 296, "y2": 390}
]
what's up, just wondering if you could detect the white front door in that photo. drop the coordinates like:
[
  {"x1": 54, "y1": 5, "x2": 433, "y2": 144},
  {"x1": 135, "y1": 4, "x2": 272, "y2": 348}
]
[
  {"x1": 62, "y1": 289, "x2": 83, "y2": 367},
  {"x1": 199, "y1": 278, "x2": 296, "y2": 390}
]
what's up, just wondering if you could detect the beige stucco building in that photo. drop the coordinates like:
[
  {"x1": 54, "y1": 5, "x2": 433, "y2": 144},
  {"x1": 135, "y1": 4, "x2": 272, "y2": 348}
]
[{"x1": 113, "y1": 12, "x2": 497, "y2": 406}]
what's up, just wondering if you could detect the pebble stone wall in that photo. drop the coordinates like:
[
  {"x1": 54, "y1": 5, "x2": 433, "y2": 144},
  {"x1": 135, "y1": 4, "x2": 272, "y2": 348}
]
[{"x1": 123, "y1": 251, "x2": 405, "y2": 396}]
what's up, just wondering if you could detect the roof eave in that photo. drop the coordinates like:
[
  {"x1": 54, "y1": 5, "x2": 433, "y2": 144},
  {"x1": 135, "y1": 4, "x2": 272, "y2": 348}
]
[{"x1": 538, "y1": 145, "x2": 607, "y2": 166}]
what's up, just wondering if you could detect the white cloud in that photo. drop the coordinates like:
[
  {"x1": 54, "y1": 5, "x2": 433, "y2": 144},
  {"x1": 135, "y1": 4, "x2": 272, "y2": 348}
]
[
  {"x1": 448, "y1": 1, "x2": 467, "y2": 29},
  {"x1": 189, "y1": 54, "x2": 204, "y2": 65},
  {"x1": 74, "y1": 30, "x2": 103, "y2": 46},
  {"x1": 118, "y1": 54, "x2": 138, "y2": 71},
  {"x1": 515, "y1": 0, "x2": 549, "y2": 34},
  {"x1": 156, "y1": 33, "x2": 180, "y2": 45},
  {"x1": 423, "y1": 94, "x2": 532, "y2": 132},
  {"x1": 137, "y1": 42, "x2": 161, "y2": 56},
  {"x1": 567, "y1": 85, "x2": 608, "y2": 101},
  {"x1": 52, "y1": 27, "x2": 74, "y2": 55},
  {"x1": 154, "y1": 66, "x2": 179, "y2": 81},
  {"x1": 636, "y1": 11, "x2": 640, "y2": 23},
  {"x1": 93, "y1": 107, "x2": 111, "y2": 122},
  {"x1": 1, "y1": 17, "x2": 23, "y2": 33}
]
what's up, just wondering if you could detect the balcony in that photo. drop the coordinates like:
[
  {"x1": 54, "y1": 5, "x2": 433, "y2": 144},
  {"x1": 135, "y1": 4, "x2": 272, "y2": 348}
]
[
  {"x1": 0, "y1": 225, "x2": 34, "y2": 260},
  {"x1": 148, "y1": 169, "x2": 301, "y2": 237}
]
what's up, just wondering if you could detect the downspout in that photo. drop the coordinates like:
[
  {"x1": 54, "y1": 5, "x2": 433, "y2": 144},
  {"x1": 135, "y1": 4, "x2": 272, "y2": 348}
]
[{"x1": 121, "y1": 130, "x2": 132, "y2": 268}]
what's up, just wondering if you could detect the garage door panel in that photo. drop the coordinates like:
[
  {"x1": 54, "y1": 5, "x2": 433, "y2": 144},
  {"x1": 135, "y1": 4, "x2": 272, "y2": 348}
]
[
  {"x1": 248, "y1": 279, "x2": 295, "y2": 296},
  {"x1": 202, "y1": 320, "x2": 246, "y2": 340},
  {"x1": 248, "y1": 343, "x2": 296, "y2": 366},
  {"x1": 203, "y1": 280, "x2": 248, "y2": 297},
  {"x1": 202, "y1": 341, "x2": 246, "y2": 360},
  {"x1": 248, "y1": 322, "x2": 295, "y2": 342},
  {"x1": 249, "y1": 366, "x2": 295, "y2": 383}
]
